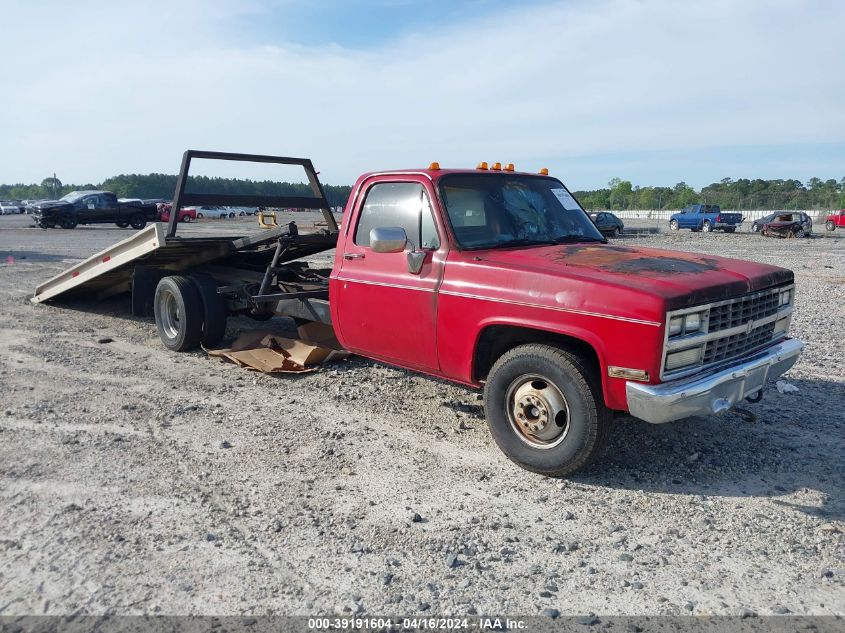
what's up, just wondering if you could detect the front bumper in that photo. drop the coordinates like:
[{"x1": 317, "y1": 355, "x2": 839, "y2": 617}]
[{"x1": 626, "y1": 338, "x2": 804, "y2": 424}]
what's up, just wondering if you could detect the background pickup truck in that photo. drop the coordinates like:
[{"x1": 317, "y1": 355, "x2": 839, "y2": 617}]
[
  {"x1": 32, "y1": 152, "x2": 804, "y2": 477},
  {"x1": 32, "y1": 190, "x2": 158, "y2": 230},
  {"x1": 825, "y1": 209, "x2": 845, "y2": 231},
  {"x1": 669, "y1": 204, "x2": 743, "y2": 233}
]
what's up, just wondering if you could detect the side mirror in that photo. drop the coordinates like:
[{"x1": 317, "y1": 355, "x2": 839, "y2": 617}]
[{"x1": 370, "y1": 226, "x2": 407, "y2": 253}]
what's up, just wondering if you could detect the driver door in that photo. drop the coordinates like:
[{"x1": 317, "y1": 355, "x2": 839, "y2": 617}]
[{"x1": 334, "y1": 179, "x2": 444, "y2": 372}]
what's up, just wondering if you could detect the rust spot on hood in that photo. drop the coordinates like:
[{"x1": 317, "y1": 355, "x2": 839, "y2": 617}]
[{"x1": 551, "y1": 245, "x2": 720, "y2": 274}]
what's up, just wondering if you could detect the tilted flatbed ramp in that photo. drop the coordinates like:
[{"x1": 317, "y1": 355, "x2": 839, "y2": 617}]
[
  {"x1": 32, "y1": 151, "x2": 340, "y2": 306},
  {"x1": 31, "y1": 223, "x2": 237, "y2": 303}
]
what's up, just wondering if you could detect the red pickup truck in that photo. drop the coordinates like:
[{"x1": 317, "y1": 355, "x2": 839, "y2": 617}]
[
  {"x1": 825, "y1": 209, "x2": 845, "y2": 231},
  {"x1": 33, "y1": 152, "x2": 804, "y2": 477}
]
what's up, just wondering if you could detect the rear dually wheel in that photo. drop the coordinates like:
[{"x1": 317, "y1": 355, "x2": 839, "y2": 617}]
[{"x1": 153, "y1": 276, "x2": 203, "y2": 351}]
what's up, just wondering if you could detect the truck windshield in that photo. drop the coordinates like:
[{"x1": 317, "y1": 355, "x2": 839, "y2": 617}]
[
  {"x1": 59, "y1": 192, "x2": 86, "y2": 203},
  {"x1": 438, "y1": 174, "x2": 605, "y2": 249}
]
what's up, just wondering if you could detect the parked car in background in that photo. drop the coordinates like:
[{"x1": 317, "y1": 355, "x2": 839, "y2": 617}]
[
  {"x1": 669, "y1": 204, "x2": 743, "y2": 233},
  {"x1": 588, "y1": 211, "x2": 624, "y2": 237},
  {"x1": 825, "y1": 209, "x2": 845, "y2": 232},
  {"x1": 157, "y1": 203, "x2": 197, "y2": 223},
  {"x1": 751, "y1": 213, "x2": 778, "y2": 233},
  {"x1": 196, "y1": 206, "x2": 234, "y2": 219},
  {"x1": 0, "y1": 201, "x2": 22, "y2": 214},
  {"x1": 23, "y1": 200, "x2": 45, "y2": 214},
  {"x1": 31, "y1": 191, "x2": 158, "y2": 229},
  {"x1": 761, "y1": 213, "x2": 812, "y2": 238}
]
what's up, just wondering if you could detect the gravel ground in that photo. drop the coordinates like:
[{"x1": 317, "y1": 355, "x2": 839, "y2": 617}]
[{"x1": 0, "y1": 215, "x2": 843, "y2": 617}]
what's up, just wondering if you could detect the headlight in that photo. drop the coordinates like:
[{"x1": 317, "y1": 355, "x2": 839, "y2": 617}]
[
  {"x1": 684, "y1": 312, "x2": 702, "y2": 332},
  {"x1": 668, "y1": 316, "x2": 683, "y2": 336},
  {"x1": 665, "y1": 346, "x2": 703, "y2": 370},
  {"x1": 668, "y1": 311, "x2": 707, "y2": 337},
  {"x1": 779, "y1": 289, "x2": 792, "y2": 307}
]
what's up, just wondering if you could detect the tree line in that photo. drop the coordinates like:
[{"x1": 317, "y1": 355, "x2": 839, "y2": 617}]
[
  {"x1": 3, "y1": 173, "x2": 844, "y2": 211},
  {"x1": 0, "y1": 174, "x2": 353, "y2": 209},
  {"x1": 574, "y1": 177, "x2": 845, "y2": 211}
]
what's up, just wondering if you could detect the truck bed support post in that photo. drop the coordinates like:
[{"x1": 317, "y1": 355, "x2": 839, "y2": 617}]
[
  {"x1": 258, "y1": 239, "x2": 286, "y2": 297},
  {"x1": 168, "y1": 151, "x2": 192, "y2": 239}
]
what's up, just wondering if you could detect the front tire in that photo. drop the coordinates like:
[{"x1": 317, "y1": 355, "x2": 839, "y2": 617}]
[
  {"x1": 483, "y1": 344, "x2": 611, "y2": 477},
  {"x1": 827, "y1": 221, "x2": 836, "y2": 231},
  {"x1": 154, "y1": 276, "x2": 203, "y2": 351},
  {"x1": 669, "y1": 219, "x2": 679, "y2": 231}
]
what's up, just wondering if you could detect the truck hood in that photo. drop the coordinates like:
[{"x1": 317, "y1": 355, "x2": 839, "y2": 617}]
[
  {"x1": 476, "y1": 243, "x2": 793, "y2": 310},
  {"x1": 34, "y1": 200, "x2": 71, "y2": 209}
]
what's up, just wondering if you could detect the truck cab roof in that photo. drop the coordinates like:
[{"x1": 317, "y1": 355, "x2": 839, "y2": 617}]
[{"x1": 357, "y1": 166, "x2": 552, "y2": 181}]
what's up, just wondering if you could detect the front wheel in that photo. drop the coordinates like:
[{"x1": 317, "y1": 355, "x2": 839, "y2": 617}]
[
  {"x1": 827, "y1": 221, "x2": 836, "y2": 232},
  {"x1": 129, "y1": 213, "x2": 146, "y2": 230},
  {"x1": 795, "y1": 228, "x2": 806, "y2": 238},
  {"x1": 702, "y1": 220, "x2": 712, "y2": 232},
  {"x1": 196, "y1": 212, "x2": 205, "y2": 219},
  {"x1": 483, "y1": 344, "x2": 611, "y2": 477},
  {"x1": 669, "y1": 219, "x2": 679, "y2": 231}
]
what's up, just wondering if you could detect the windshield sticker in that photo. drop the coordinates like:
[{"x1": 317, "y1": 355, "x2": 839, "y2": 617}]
[{"x1": 551, "y1": 188, "x2": 580, "y2": 210}]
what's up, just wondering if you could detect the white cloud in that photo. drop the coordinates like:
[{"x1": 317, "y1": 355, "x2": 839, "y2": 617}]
[{"x1": 1, "y1": 0, "x2": 843, "y2": 187}]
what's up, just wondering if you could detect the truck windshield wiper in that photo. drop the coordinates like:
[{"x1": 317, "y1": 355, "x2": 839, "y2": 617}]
[{"x1": 552, "y1": 235, "x2": 607, "y2": 244}]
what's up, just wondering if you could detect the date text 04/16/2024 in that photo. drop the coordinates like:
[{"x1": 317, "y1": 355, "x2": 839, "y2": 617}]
[{"x1": 307, "y1": 617, "x2": 527, "y2": 630}]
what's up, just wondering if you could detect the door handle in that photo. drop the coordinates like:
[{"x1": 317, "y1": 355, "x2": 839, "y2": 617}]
[{"x1": 343, "y1": 252, "x2": 365, "y2": 260}]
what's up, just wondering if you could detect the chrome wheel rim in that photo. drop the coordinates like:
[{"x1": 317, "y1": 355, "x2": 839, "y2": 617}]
[
  {"x1": 506, "y1": 374, "x2": 570, "y2": 449},
  {"x1": 160, "y1": 289, "x2": 181, "y2": 339}
]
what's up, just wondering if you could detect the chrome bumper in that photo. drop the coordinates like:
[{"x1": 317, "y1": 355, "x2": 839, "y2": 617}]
[{"x1": 626, "y1": 338, "x2": 804, "y2": 424}]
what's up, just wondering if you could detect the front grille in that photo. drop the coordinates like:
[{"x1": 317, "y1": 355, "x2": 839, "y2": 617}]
[
  {"x1": 662, "y1": 284, "x2": 792, "y2": 379},
  {"x1": 708, "y1": 288, "x2": 780, "y2": 333},
  {"x1": 703, "y1": 321, "x2": 776, "y2": 364}
]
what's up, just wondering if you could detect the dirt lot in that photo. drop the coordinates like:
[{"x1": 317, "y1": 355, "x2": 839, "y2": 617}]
[{"x1": 0, "y1": 214, "x2": 843, "y2": 617}]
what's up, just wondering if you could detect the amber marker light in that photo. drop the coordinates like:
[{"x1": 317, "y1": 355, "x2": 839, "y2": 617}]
[
  {"x1": 428, "y1": 162, "x2": 440, "y2": 170},
  {"x1": 504, "y1": 163, "x2": 515, "y2": 172},
  {"x1": 539, "y1": 167, "x2": 549, "y2": 175},
  {"x1": 477, "y1": 161, "x2": 489, "y2": 170},
  {"x1": 491, "y1": 162, "x2": 502, "y2": 171}
]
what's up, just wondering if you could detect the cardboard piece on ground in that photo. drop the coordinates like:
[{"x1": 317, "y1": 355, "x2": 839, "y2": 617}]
[{"x1": 207, "y1": 328, "x2": 349, "y2": 374}]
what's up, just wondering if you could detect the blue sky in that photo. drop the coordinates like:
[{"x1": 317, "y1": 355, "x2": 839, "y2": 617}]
[{"x1": 1, "y1": 0, "x2": 843, "y2": 190}]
